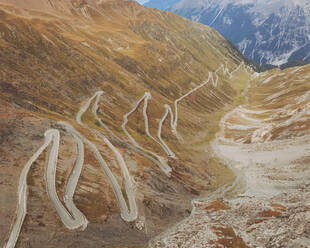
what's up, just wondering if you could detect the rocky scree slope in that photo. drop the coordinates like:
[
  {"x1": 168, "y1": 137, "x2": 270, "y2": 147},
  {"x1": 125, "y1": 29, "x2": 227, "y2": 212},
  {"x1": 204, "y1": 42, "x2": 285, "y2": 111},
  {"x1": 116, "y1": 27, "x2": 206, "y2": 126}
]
[
  {"x1": 223, "y1": 65, "x2": 310, "y2": 143},
  {"x1": 149, "y1": 64, "x2": 310, "y2": 248},
  {"x1": 0, "y1": 0, "x2": 251, "y2": 247}
]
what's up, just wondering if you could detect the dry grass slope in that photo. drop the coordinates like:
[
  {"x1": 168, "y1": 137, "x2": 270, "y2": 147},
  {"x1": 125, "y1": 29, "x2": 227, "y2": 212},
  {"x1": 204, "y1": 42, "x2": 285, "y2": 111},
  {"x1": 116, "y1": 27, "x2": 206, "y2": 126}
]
[{"x1": 0, "y1": 0, "x2": 252, "y2": 247}]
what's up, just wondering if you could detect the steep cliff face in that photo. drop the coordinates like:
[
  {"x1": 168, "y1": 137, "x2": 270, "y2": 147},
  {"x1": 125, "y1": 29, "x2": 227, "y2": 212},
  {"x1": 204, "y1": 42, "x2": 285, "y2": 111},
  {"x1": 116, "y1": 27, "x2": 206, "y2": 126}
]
[
  {"x1": 0, "y1": 1, "x2": 251, "y2": 247},
  {"x1": 145, "y1": 0, "x2": 310, "y2": 66}
]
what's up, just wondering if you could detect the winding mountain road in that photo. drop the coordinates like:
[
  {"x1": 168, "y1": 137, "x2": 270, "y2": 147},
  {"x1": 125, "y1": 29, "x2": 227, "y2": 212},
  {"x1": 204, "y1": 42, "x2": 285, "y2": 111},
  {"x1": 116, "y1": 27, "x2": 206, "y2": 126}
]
[
  {"x1": 5, "y1": 131, "x2": 53, "y2": 248},
  {"x1": 5, "y1": 129, "x2": 88, "y2": 248},
  {"x1": 45, "y1": 130, "x2": 88, "y2": 230},
  {"x1": 121, "y1": 92, "x2": 149, "y2": 148},
  {"x1": 167, "y1": 72, "x2": 213, "y2": 139},
  {"x1": 230, "y1": 61, "x2": 244, "y2": 77},
  {"x1": 214, "y1": 61, "x2": 247, "y2": 86},
  {"x1": 92, "y1": 91, "x2": 172, "y2": 176},
  {"x1": 61, "y1": 121, "x2": 139, "y2": 222},
  {"x1": 157, "y1": 105, "x2": 176, "y2": 158},
  {"x1": 160, "y1": 62, "x2": 245, "y2": 140},
  {"x1": 63, "y1": 132, "x2": 89, "y2": 229},
  {"x1": 214, "y1": 66, "x2": 222, "y2": 87},
  {"x1": 122, "y1": 92, "x2": 172, "y2": 175},
  {"x1": 142, "y1": 93, "x2": 176, "y2": 158},
  {"x1": 5, "y1": 61, "x2": 248, "y2": 248},
  {"x1": 74, "y1": 92, "x2": 138, "y2": 221}
]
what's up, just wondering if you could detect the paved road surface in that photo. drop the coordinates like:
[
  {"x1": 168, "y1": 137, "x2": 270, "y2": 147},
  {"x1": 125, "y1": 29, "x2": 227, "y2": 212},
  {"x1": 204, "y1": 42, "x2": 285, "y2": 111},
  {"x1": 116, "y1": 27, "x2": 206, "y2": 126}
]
[
  {"x1": 45, "y1": 130, "x2": 88, "y2": 229},
  {"x1": 122, "y1": 92, "x2": 172, "y2": 175},
  {"x1": 5, "y1": 129, "x2": 88, "y2": 248},
  {"x1": 92, "y1": 92, "x2": 172, "y2": 176},
  {"x1": 5, "y1": 131, "x2": 53, "y2": 248},
  {"x1": 74, "y1": 91, "x2": 139, "y2": 221}
]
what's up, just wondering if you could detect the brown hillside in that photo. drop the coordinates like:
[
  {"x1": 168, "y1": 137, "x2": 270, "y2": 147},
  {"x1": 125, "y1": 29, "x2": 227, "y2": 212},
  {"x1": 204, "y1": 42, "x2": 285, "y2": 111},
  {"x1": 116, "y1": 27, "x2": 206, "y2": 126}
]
[{"x1": 0, "y1": 1, "x2": 251, "y2": 247}]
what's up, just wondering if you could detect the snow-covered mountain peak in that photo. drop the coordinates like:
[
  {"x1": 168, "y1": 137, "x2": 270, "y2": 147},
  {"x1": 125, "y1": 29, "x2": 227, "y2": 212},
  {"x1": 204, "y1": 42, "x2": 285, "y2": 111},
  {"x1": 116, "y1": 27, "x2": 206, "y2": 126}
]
[
  {"x1": 146, "y1": 0, "x2": 310, "y2": 66},
  {"x1": 173, "y1": 0, "x2": 310, "y2": 15}
]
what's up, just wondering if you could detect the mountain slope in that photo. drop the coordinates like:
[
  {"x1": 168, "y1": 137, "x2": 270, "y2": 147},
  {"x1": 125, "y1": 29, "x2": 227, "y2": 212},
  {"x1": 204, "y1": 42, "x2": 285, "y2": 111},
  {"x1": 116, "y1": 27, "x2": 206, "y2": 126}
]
[
  {"x1": 145, "y1": 0, "x2": 310, "y2": 66},
  {"x1": 0, "y1": 1, "x2": 252, "y2": 247},
  {"x1": 149, "y1": 64, "x2": 310, "y2": 248}
]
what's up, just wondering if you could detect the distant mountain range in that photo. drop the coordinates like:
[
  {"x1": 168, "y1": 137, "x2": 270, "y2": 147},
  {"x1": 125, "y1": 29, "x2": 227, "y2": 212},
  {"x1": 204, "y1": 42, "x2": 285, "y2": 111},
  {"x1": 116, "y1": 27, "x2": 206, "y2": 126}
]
[{"x1": 144, "y1": 0, "x2": 310, "y2": 66}]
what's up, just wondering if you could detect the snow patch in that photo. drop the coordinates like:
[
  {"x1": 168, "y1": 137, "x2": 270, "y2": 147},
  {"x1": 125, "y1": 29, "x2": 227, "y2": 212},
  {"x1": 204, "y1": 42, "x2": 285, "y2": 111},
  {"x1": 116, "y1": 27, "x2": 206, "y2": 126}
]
[
  {"x1": 238, "y1": 39, "x2": 252, "y2": 54},
  {"x1": 223, "y1": 16, "x2": 232, "y2": 25}
]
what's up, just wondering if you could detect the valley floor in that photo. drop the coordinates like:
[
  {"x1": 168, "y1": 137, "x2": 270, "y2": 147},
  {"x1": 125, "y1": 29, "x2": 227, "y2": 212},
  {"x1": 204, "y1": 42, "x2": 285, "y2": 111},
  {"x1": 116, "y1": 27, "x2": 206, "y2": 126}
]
[
  {"x1": 2, "y1": 2, "x2": 310, "y2": 246},
  {"x1": 148, "y1": 67, "x2": 310, "y2": 248}
]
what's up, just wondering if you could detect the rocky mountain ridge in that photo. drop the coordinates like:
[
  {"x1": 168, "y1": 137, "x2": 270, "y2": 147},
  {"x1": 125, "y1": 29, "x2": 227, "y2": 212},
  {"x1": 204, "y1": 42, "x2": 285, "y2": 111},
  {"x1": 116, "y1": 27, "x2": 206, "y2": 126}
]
[
  {"x1": 145, "y1": 0, "x2": 310, "y2": 66},
  {"x1": 2, "y1": 1, "x2": 310, "y2": 247}
]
